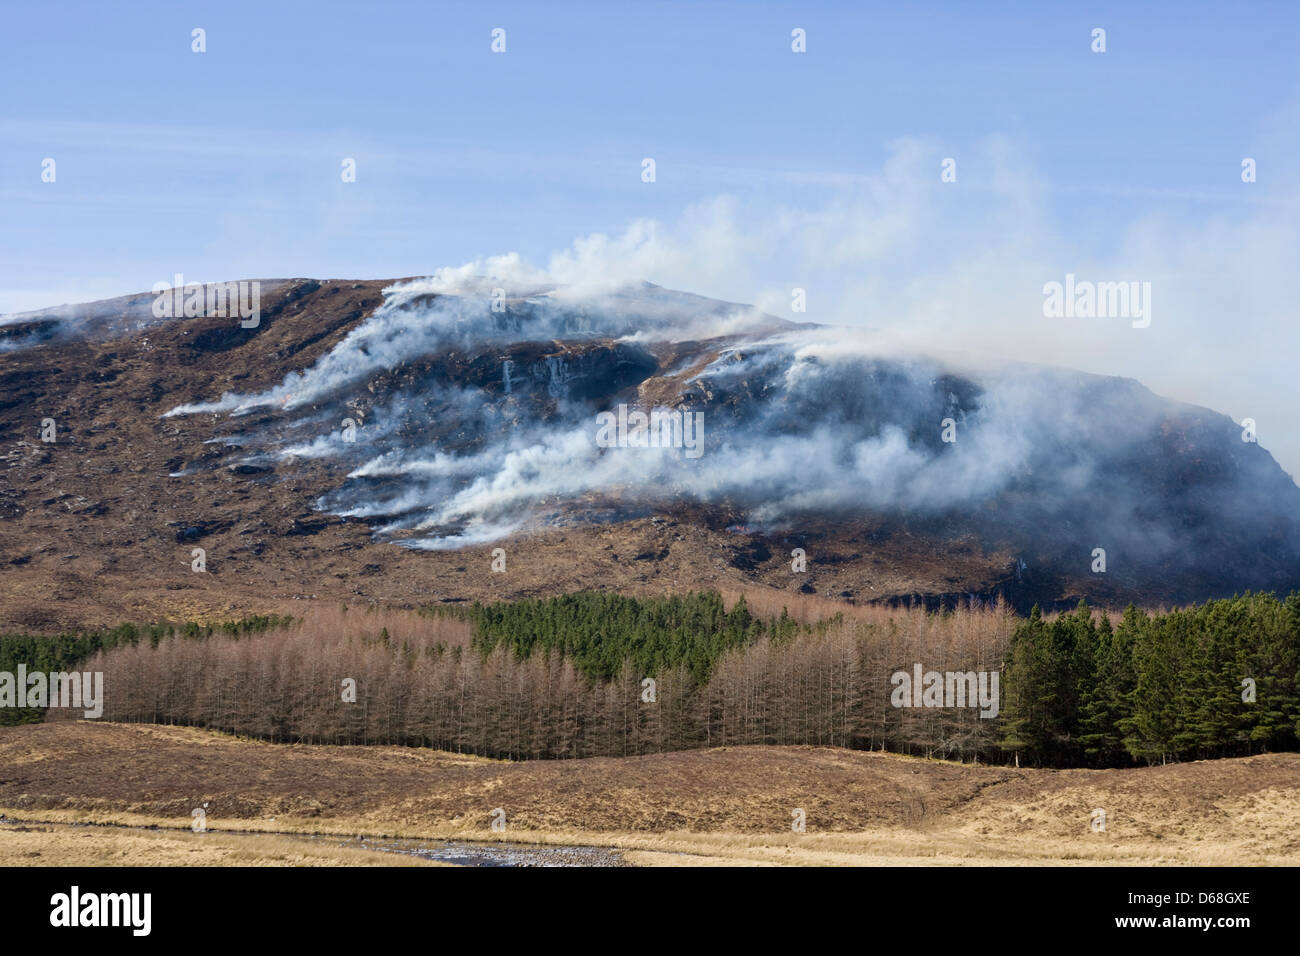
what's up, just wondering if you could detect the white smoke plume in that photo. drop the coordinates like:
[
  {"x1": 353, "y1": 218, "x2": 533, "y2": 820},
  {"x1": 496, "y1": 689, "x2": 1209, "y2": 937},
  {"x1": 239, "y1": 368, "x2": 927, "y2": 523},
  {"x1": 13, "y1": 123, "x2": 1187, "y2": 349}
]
[{"x1": 158, "y1": 272, "x2": 1299, "y2": 587}]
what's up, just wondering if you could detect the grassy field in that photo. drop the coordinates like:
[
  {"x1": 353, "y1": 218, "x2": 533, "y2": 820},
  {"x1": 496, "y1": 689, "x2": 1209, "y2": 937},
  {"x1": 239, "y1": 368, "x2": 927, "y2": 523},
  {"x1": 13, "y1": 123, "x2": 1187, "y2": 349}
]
[
  {"x1": 2, "y1": 722, "x2": 1297, "y2": 866},
  {"x1": 0, "y1": 820, "x2": 435, "y2": 866}
]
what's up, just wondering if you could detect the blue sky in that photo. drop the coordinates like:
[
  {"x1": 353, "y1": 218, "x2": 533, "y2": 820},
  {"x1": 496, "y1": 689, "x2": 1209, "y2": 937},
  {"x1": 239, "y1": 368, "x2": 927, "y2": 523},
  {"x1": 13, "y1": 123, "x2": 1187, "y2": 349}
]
[{"x1": 3, "y1": 0, "x2": 1299, "y2": 468}]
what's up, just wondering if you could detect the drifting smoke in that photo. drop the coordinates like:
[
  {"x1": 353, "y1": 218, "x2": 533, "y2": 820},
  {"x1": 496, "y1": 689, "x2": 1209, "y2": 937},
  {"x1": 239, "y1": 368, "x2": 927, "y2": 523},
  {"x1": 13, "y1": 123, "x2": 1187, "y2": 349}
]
[
  {"x1": 162, "y1": 276, "x2": 768, "y2": 418},
  {"x1": 160, "y1": 275, "x2": 1300, "y2": 594}
]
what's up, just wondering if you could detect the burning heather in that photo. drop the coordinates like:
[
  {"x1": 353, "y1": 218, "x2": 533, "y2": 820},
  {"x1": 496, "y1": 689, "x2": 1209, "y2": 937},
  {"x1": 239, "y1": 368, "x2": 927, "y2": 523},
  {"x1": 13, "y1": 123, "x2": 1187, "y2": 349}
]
[{"x1": 107, "y1": 274, "x2": 1300, "y2": 603}]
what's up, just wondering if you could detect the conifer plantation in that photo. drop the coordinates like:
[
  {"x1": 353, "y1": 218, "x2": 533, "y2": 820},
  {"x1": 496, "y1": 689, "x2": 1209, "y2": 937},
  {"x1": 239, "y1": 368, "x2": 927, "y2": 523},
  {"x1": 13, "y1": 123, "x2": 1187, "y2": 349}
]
[
  {"x1": 14, "y1": 591, "x2": 1296, "y2": 767},
  {"x1": 1000, "y1": 594, "x2": 1300, "y2": 766}
]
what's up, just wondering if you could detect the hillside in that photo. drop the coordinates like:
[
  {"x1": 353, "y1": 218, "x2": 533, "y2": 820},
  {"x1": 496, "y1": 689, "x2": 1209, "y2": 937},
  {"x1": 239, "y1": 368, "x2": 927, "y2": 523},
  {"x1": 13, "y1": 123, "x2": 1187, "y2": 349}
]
[{"x1": 3, "y1": 277, "x2": 1299, "y2": 630}]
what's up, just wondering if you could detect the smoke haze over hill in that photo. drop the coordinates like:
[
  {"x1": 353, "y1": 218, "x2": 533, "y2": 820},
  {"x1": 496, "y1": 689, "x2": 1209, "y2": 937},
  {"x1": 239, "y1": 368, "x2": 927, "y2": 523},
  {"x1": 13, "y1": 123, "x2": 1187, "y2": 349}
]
[{"x1": 118, "y1": 276, "x2": 1300, "y2": 604}]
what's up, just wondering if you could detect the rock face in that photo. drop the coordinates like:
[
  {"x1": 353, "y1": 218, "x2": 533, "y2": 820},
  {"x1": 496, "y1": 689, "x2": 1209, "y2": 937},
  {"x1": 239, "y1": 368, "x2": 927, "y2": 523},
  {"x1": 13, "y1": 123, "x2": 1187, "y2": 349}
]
[{"x1": 2, "y1": 276, "x2": 1298, "y2": 629}]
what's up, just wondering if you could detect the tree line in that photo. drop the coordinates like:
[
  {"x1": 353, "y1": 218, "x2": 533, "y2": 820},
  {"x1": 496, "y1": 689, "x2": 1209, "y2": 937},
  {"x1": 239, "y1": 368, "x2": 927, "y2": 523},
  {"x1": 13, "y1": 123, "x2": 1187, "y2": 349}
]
[
  {"x1": 15, "y1": 592, "x2": 1300, "y2": 767},
  {"x1": 1000, "y1": 594, "x2": 1300, "y2": 766},
  {"x1": 39, "y1": 596, "x2": 1009, "y2": 758},
  {"x1": 0, "y1": 616, "x2": 290, "y2": 725}
]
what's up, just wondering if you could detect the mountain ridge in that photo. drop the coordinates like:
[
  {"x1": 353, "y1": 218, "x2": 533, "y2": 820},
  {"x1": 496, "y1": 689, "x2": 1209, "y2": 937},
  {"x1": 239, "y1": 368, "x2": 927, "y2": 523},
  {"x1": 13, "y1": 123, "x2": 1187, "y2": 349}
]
[{"x1": 1, "y1": 276, "x2": 1297, "y2": 630}]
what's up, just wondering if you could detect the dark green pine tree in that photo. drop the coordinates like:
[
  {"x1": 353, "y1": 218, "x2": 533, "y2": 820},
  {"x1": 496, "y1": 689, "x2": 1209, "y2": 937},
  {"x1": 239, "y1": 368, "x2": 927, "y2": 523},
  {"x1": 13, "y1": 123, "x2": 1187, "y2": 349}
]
[
  {"x1": 1061, "y1": 599, "x2": 1099, "y2": 763},
  {"x1": 1239, "y1": 592, "x2": 1300, "y2": 752},
  {"x1": 1078, "y1": 612, "x2": 1136, "y2": 765},
  {"x1": 1125, "y1": 610, "x2": 1183, "y2": 764},
  {"x1": 1000, "y1": 605, "x2": 1064, "y2": 766}
]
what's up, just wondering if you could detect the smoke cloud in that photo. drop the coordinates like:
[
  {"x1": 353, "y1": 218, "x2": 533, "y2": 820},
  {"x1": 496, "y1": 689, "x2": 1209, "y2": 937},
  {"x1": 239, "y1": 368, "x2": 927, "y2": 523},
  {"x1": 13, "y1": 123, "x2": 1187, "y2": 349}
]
[{"x1": 158, "y1": 274, "x2": 1300, "y2": 599}]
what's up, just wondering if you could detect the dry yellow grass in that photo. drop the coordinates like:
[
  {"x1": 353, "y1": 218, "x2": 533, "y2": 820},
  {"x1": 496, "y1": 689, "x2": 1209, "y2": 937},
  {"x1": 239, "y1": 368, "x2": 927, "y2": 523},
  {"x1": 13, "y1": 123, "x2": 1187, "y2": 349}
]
[{"x1": 0, "y1": 820, "x2": 437, "y2": 866}]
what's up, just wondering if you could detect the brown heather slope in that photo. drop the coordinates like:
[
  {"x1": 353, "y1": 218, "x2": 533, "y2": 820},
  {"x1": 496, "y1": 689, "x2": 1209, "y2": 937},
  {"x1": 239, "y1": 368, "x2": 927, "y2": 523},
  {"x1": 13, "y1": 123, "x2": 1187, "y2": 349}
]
[
  {"x1": 1, "y1": 723, "x2": 1296, "y2": 865},
  {"x1": 6, "y1": 278, "x2": 1299, "y2": 632},
  {"x1": 0, "y1": 278, "x2": 1011, "y2": 631}
]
